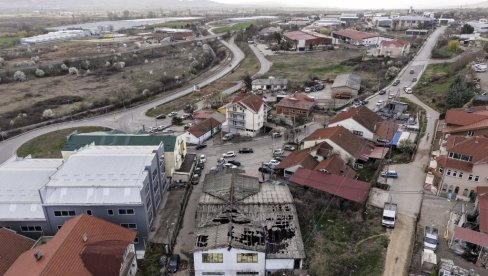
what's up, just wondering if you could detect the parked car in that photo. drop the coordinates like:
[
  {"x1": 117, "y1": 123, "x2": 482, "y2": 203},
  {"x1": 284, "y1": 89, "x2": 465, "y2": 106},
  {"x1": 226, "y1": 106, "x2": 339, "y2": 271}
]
[
  {"x1": 196, "y1": 144, "x2": 207, "y2": 150},
  {"x1": 284, "y1": 144, "x2": 296, "y2": 151},
  {"x1": 271, "y1": 132, "x2": 282, "y2": 138},
  {"x1": 162, "y1": 128, "x2": 173, "y2": 133},
  {"x1": 258, "y1": 166, "x2": 274, "y2": 174},
  {"x1": 222, "y1": 151, "x2": 236, "y2": 158},
  {"x1": 388, "y1": 94, "x2": 394, "y2": 99},
  {"x1": 274, "y1": 156, "x2": 284, "y2": 161},
  {"x1": 197, "y1": 161, "x2": 205, "y2": 169},
  {"x1": 223, "y1": 163, "x2": 238, "y2": 169},
  {"x1": 239, "y1": 148, "x2": 254, "y2": 153},
  {"x1": 410, "y1": 69, "x2": 415, "y2": 74},
  {"x1": 222, "y1": 133, "x2": 235, "y2": 141},
  {"x1": 392, "y1": 79, "x2": 400, "y2": 86},
  {"x1": 194, "y1": 167, "x2": 202, "y2": 176},
  {"x1": 168, "y1": 111, "x2": 178, "y2": 117},
  {"x1": 273, "y1": 148, "x2": 284, "y2": 156},
  {"x1": 168, "y1": 254, "x2": 180, "y2": 273},
  {"x1": 361, "y1": 99, "x2": 369, "y2": 105},
  {"x1": 156, "y1": 114, "x2": 166, "y2": 119},
  {"x1": 216, "y1": 158, "x2": 226, "y2": 166},
  {"x1": 304, "y1": 87, "x2": 311, "y2": 93},
  {"x1": 227, "y1": 160, "x2": 241, "y2": 166},
  {"x1": 412, "y1": 77, "x2": 417, "y2": 82},
  {"x1": 181, "y1": 113, "x2": 191, "y2": 119},
  {"x1": 404, "y1": 87, "x2": 413, "y2": 94},
  {"x1": 200, "y1": 154, "x2": 207, "y2": 163},
  {"x1": 379, "y1": 90, "x2": 386, "y2": 95},
  {"x1": 191, "y1": 174, "x2": 200, "y2": 185},
  {"x1": 380, "y1": 170, "x2": 399, "y2": 178},
  {"x1": 267, "y1": 159, "x2": 281, "y2": 167}
]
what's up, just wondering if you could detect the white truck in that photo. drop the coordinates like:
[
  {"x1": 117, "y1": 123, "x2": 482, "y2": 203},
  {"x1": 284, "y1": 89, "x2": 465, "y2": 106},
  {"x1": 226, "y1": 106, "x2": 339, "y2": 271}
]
[
  {"x1": 423, "y1": 226, "x2": 439, "y2": 251},
  {"x1": 382, "y1": 202, "x2": 397, "y2": 228},
  {"x1": 421, "y1": 249, "x2": 437, "y2": 275}
]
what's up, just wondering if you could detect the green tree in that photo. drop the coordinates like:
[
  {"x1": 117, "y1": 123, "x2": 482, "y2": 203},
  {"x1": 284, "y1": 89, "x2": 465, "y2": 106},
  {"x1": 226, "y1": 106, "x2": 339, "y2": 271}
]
[
  {"x1": 398, "y1": 139, "x2": 415, "y2": 154},
  {"x1": 447, "y1": 40, "x2": 460, "y2": 52},
  {"x1": 172, "y1": 116, "x2": 183, "y2": 126},
  {"x1": 243, "y1": 74, "x2": 253, "y2": 90},
  {"x1": 273, "y1": 32, "x2": 282, "y2": 44},
  {"x1": 461, "y1": 24, "x2": 474, "y2": 34},
  {"x1": 446, "y1": 78, "x2": 474, "y2": 109}
]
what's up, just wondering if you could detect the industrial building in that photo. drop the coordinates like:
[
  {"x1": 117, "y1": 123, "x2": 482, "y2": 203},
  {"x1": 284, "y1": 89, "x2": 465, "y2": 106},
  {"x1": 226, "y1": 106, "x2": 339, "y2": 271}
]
[
  {"x1": 0, "y1": 144, "x2": 167, "y2": 256},
  {"x1": 193, "y1": 170, "x2": 305, "y2": 275},
  {"x1": 283, "y1": 30, "x2": 332, "y2": 51},
  {"x1": 20, "y1": 30, "x2": 92, "y2": 45}
]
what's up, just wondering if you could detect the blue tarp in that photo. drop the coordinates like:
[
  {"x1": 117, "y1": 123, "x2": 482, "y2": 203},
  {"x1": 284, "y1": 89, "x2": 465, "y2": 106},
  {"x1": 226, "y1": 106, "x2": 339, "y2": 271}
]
[{"x1": 387, "y1": 131, "x2": 402, "y2": 146}]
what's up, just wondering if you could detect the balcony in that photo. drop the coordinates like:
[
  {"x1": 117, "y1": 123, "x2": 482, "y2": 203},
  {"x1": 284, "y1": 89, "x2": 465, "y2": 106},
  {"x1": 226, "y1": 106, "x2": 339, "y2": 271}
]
[{"x1": 227, "y1": 113, "x2": 246, "y2": 122}]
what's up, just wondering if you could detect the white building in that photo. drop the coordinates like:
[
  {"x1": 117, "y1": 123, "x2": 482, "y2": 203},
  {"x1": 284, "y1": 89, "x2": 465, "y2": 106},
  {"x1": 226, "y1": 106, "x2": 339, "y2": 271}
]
[
  {"x1": 185, "y1": 117, "x2": 222, "y2": 145},
  {"x1": 193, "y1": 171, "x2": 305, "y2": 275},
  {"x1": 251, "y1": 78, "x2": 287, "y2": 92},
  {"x1": 20, "y1": 30, "x2": 92, "y2": 45},
  {"x1": 225, "y1": 94, "x2": 265, "y2": 137}
]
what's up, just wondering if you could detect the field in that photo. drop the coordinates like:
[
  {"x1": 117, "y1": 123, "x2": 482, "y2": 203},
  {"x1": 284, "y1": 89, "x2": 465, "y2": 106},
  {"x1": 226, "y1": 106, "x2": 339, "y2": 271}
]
[
  {"x1": 146, "y1": 41, "x2": 259, "y2": 117},
  {"x1": 293, "y1": 188, "x2": 387, "y2": 276},
  {"x1": 213, "y1": 22, "x2": 255, "y2": 34},
  {"x1": 16, "y1": 126, "x2": 111, "y2": 158}
]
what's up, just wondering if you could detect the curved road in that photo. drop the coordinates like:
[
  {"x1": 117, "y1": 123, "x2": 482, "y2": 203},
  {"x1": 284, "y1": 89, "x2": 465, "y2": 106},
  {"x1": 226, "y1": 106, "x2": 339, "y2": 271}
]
[{"x1": 0, "y1": 37, "x2": 245, "y2": 163}]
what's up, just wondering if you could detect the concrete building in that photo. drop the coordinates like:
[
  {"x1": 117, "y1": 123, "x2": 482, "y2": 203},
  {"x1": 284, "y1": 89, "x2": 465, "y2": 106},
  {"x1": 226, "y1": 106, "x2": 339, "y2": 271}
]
[
  {"x1": 283, "y1": 31, "x2": 332, "y2": 51},
  {"x1": 391, "y1": 16, "x2": 434, "y2": 31},
  {"x1": 378, "y1": 39, "x2": 411, "y2": 58},
  {"x1": 20, "y1": 30, "x2": 92, "y2": 45},
  {"x1": 435, "y1": 136, "x2": 488, "y2": 201},
  {"x1": 154, "y1": 27, "x2": 195, "y2": 40},
  {"x1": 252, "y1": 78, "x2": 288, "y2": 92},
  {"x1": 225, "y1": 93, "x2": 265, "y2": 137},
  {"x1": 6, "y1": 214, "x2": 137, "y2": 276},
  {"x1": 193, "y1": 171, "x2": 305, "y2": 275},
  {"x1": 61, "y1": 132, "x2": 187, "y2": 179},
  {"x1": 331, "y1": 73, "x2": 361, "y2": 98},
  {"x1": 332, "y1": 29, "x2": 387, "y2": 46},
  {"x1": 275, "y1": 92, "x2": 315, "y2": 117},
  {"x1": 0, "y1": 145, "x2": 166, "y2": 255},
  {"x1": 185, "y1": 118, "x2": 222, "y2": 145}
]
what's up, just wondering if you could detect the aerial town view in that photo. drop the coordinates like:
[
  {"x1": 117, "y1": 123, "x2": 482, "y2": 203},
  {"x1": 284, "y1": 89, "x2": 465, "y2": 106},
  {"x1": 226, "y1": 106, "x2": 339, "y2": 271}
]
[{"x1": 1, "y1": 0, "x2": 488, "y2": 275}]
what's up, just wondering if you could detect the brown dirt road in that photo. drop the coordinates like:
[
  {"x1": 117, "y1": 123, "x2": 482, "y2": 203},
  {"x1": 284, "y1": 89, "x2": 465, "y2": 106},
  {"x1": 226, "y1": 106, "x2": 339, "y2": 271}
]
[{"x1": 383, "y1": 214, "x2": 416, "y2": 276}]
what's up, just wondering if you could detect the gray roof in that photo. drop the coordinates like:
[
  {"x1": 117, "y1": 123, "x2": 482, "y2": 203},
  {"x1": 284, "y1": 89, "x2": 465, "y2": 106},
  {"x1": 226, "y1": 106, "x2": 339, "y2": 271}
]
[
  {"x1": 331, "y1": 73, "x2": 361, "y2": 90},
  {"x1": 194, "y1": 171, "x2": 305, "y2": 259},
  {"x1": 396, "y1": 16, "x2": 434, "y2": 21},
  {"x1": 252, "y1": 78, "x2": 288, "y2": 86}
]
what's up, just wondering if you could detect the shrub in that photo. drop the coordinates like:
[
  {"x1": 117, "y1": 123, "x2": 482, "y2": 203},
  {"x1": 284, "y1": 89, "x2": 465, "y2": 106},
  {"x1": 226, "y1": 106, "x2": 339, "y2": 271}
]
[
  {"x1": 35, "y1": 68, "x2": 45, "y2": 77},
  {"x1": 60, "y1": 64, "x2": 68, "y2": 71},
  {"x1": 13, "y1": 71, "x2": 26, "y2": 81},
  {"x1": 0, "y1": 57, "x2": 4, "y2": 66},
  {"x1": 42, "y1": 109, "x2": 55, "y2": 118},
  {"x1": 31, "y1": 56, "x2": 40, "y2": 63},
  {"x1": 68, "y1": 67, "x2": 79, "y2": 75},
  {"x1": 114, "y1": 62, "x2": 125, "y2": 70}
]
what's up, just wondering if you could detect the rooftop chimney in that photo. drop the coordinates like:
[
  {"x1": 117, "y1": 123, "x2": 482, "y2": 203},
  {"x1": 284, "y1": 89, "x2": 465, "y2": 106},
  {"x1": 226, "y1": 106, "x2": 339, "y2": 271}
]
[
  {"x1": 34, "y1": 250, "x2": 42, "y2": 261},
  {"x1": 82, "y1": 233, "x2": 88, "y2": 242}
]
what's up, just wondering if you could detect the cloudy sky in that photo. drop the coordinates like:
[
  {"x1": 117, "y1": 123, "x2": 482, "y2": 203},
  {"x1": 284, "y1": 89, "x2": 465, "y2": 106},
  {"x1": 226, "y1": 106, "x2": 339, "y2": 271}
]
[{"x1": 213, "y1": 0, "x2": 481, "y2": 9}]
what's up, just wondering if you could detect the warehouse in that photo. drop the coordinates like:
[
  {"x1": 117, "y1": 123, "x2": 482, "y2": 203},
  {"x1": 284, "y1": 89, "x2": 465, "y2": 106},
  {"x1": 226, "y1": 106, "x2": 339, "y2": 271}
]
[{"x1": 283, "y1": 30, "x2": 332, "y2": 51}]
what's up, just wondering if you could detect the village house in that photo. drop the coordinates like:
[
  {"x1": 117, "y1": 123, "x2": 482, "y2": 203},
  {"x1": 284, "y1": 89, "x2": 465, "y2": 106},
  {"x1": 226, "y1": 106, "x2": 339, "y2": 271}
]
[
  {"x1": 0, "y1": 228, "x2": 35, "y2": 275},
  {"x1": 332, "y1": 29, "x2": 388, "y2": 46},
  {"x1": 283, "y1": 30, "x2": 332, "y2": 51},
  {"x1": 275, "y1": 92, "x2": 315, "y2": 117},
  {"x1": 378, "y1": 39, "x2": 411, "y2": 58},
  {"x1": 185, "y1": 117, "x2": 222, "y2": 145},
  {"x1": 224, "y1": 93, "x2": 265, "y2": 137},
  {"x1": 435, "y1": 135, "x2": 488, "y2": 201},
  {"x1": 328, "y1": 106, "x2": 399, "y2": 143},
  {"x1": 331, "y1": 73, "x2": 361, "y2": 99},
  {"x1": 441, "y1": 106, "x2": 488, "y2": 138}
]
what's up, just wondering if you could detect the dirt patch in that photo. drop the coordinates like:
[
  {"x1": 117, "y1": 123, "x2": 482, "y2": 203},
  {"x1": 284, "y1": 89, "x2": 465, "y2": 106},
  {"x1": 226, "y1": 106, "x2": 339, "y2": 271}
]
[{"x1": 383, "y1": 214, "x2": 415, "y2": 276}]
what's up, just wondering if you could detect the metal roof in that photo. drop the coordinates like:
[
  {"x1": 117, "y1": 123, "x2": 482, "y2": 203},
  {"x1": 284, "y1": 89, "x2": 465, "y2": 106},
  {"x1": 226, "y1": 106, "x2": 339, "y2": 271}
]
[
  {"x1": 0, "y1": 157, "x2": 63, "y2": 220},
  {"x1": 62, "y1": 133, "x2": 174, "y2": 152},
  {"x1": 331, "y1": 73, "x2": 361, "y2": 90}
]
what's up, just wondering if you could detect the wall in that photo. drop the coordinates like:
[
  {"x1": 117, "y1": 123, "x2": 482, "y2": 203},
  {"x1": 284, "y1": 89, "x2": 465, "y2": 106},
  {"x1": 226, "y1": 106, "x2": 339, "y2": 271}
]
[
  {"x1": 324, "y1": 138, "x2": 354, "y2": 162},
  {"x1": 185, "y1": 125, "x2": 221, "y2": 145},
  {"x1": 447, "y1": 128, "x2": 488, "y2": 138},
  {"x1": 439, "y1": 163, "x2": 488, "y2": 199},
  {"x1": 266, "y1": 258, "x2": 300, "y2": 271},
  {"x1": 331, "y1": 86, "x2": 358, "y2": 97},
  {"x1": 329, "y1": 118, "x2": 374, "y2": 140},
  {"x1": 0, "y1": 220, "x2": 51, "y2": 240},
  {"x1": 194, "y1": 248, "x2": 266, "y2": 276}
]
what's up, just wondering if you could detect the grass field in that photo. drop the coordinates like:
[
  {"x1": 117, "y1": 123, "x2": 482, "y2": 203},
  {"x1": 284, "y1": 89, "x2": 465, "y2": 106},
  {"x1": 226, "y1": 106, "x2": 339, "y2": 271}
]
[
  {"x1": 0, "y1": 35, "x2": 21, "y2": 49},
  {"x1": 213, "y1": 22, "x2": 255, "y2": 34},
  {"x1": 146, "y1": 41, "x2": 260, "y2": 117},
  {"x1": 16, "y1": 126, "x2": 111, "y2": 158}
]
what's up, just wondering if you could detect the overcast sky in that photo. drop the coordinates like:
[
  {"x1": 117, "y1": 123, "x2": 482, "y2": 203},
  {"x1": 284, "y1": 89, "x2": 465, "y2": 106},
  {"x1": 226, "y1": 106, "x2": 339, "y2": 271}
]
[{"x1": 213, "y1": 0, "x2": 481, "y2": 9}]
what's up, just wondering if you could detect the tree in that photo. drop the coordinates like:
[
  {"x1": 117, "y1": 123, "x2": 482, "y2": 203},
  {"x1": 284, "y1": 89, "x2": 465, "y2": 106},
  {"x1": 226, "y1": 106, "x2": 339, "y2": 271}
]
[
  {"x1": 172, "y1": 116, "x2": 183, "y2": 126},
  {"x1": 461, "y1": 24, "x2": 474, "y2": 34},
  {"x1": 398, "y1": 139, "x2": 415, "y2": 154},
  {"x1": 446, "y1": 77, "x2": 474, "y2": 109},
  {"x1": 385, "y1": 66, "x2": 400, "y2": 80},
  {"x1": 243, "y1": 74, "x2": 253, "y2": 90},
  {"x1": 13, "y1": 71, "x2": 26, "y2": 81},
  {"x1": 447, "y1": 40, "x2": 460, "y2": 52},
  {"x1": 319, "y1": 28, "x2": 330, "y2": 36},
  {"x1": 273, "y1": 32, "x2": 282, "y2": 44}
]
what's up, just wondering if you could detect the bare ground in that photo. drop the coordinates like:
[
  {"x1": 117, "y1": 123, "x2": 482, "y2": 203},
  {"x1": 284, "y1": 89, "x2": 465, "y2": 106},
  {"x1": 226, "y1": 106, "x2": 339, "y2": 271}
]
[{"x1": 383, "y1": 214, "x2": 416, "y2": 276}]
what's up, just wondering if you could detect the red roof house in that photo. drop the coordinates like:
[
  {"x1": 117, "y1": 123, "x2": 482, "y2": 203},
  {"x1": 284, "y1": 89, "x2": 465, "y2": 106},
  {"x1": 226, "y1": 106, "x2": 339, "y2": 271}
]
[
  {"x1": 0, "y1": 228, "x2": 35, "y2": 275},
  {"x1": 276, "y1": 93, "x2": 315, "y2": 117}
]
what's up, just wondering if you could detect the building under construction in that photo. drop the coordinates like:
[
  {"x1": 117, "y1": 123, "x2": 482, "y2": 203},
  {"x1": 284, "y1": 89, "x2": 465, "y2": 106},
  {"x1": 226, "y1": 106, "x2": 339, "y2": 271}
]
[{"x1": 192, "y1": 170, "x2": 305, "y2": 276}]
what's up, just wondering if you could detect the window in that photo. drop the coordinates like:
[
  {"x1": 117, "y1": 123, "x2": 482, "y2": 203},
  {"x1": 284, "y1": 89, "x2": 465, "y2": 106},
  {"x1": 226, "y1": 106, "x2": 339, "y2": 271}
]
[
  {"x1": 463, "y1": 189, "x2": 469, "y2": 196},
  {"x1": 468, "y1": 175, "x2": 473, "y2": 181},
  {"x1": 475, "y1": 176, "x2": 480, "y2": 182},
  {"x1": 152, "y1": 169, "x2": 158, "y2": 181},
  {"x1": 153, "y1": 180, "x2": 160, "y2": 193},
  {"x1": 121, "y1": 223, "x2": 137, "y2": 229},
  {"x1": 202, "y1": 253, "x2": 223, "y2": 263},
  {"x1": 439, "y1": 167, "x2": 444, "y2": 173},
  {"x1": 134, "y1": 237, "x2": 139, "y2": 244},
  {"x1": 458, "y1": 172, "x2": 463, "y2": 179},
  {"x1": 237, "y1": 253, "x2": 258, "y2": 263},
  {"x1": 353, "y1": 130, "x2": 363, "y2": 136},
  {"x1": 54, "y1": 210, "x2": 75, "y2": 217},
  {"x1": 86, "y1": 210, "x2": 92, "y2": 215},
  {"x1": 446, "y1": 169, "x2": 452, "y2": 176},
  {"x1": 452, "y1": 171, "x2": 457, "y2": 177},
  {"x1": 21, "y1": 226, "x2": 42, "y2": 232},
  {"x1": 118, "y1": 209, "x2": 135, "y2": 215},
  {"x1": 202, "y1": 273, "x2": 225, "y2": 275},
  {"x1": 107, "y1": 209, "x2": 114, "y2": 215},
  {"x1": 57, "y1": 225, "x2": 62, "y2": 230},
  {"x1": 467, "y1": 130, "x2": 474, "y2": 136}
]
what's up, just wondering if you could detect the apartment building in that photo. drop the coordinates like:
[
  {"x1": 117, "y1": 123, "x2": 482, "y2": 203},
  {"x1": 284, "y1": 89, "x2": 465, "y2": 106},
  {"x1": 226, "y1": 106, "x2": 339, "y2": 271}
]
[{"x1": 225, "y1": 93, "x2": 265, "y2": 137}]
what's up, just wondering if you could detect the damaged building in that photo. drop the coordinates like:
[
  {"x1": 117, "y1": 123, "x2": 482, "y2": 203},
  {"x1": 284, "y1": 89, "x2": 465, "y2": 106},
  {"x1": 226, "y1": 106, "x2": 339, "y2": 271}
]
[{"x1": 193, "y1": 170, "x2": 305, "y2": 276}]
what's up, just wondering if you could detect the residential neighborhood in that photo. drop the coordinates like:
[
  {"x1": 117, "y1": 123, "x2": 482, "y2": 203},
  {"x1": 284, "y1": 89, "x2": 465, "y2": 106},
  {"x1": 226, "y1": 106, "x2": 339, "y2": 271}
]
[{"x1": 1, "y1": 2, "x2": 488, "y2": 276}]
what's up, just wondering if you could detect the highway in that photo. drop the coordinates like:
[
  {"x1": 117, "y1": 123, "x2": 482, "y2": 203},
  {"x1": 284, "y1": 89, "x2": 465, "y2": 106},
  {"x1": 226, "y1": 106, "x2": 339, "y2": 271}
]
[{"x1": 0, "y1": 36, "x2": 245, "y2": 163}]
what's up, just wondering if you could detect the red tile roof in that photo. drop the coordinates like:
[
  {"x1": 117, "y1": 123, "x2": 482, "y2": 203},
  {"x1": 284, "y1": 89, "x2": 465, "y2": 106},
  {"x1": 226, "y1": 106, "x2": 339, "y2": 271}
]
[
  {"x1": 443, "y1": 118, "x2": 488, "y2": 134},
  {"x1": 237, "y1": 94, "x2": 264, "y2": 113},
  {"x1": 445, "y1": 135, "x2": 488, "y2": 164},
  {"x1": 80, "y1": 240, "x2": 133, "y2": 276},
  {"x1": 284, "y1": 31, "x2": 319, "y2": 41},
  {"x1": 444, "y1": 107, "x2": 488, "y2": 128},
  {"x1": 314, "y1": 155, "x2": 356, "y2": 178},
  {"x1": 436, "y1": 155, "x2": 473, "y2": 172},
  {"x1": 454, "y1": 226, "x2": 488, "y2": 248},
  {"x1": 380, "y1": 39, "x2": 409, "y2": 47},
  {"x1": 374, "y1": 121, "x2": 399, "y2": 141},
  {"x1": 0, "y1": 228, "x2": 35, "y2": 275},
  {"x1": 193, "y1": 110, "x2": 215, "y2": 120},
  {"x1": 276, "y1": 94, "x2": 315, "y2": 111},
  {"x1": 329, "y1": 106, "x2": 383, "y2": 133},
  {"x1": 477, "y1": 186, "x2": 488, "y2": 233},
  {"x1": 187, "y1": 117, "x2": 221, "y2": 138},
  {"x1": 6, "y1": 214, "x2": 136, "y2": 276},
  {"x1": 275, "y1": 149, "x2": 318, "y2": 170},
  {"x1": 333, "y1": 29, "x2": 377, "y2": 41},
  {"x1": 289, "y1": 168, "x2": 371, "y2": 203}
]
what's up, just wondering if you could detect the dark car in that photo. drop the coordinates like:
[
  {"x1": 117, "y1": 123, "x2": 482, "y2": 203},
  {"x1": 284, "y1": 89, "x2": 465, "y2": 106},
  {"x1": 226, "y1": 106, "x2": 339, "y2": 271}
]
[
  {"x1": 156, "y1": 114, "x2": 166, "y2": 119},
  {"x1": 197, "y1": 161, "x2": 205, "y2": 169},
  {"x1": 379, "y1": 90, "x2": 386, "y2": 95},
  {"x1": 168, "y1": 254, "x2": 180, "y2": 273},
  {"x1": 227, "y1": 160, "x2": 241, "y2": 166},
  {"x1": 258, "y1": 166, "x2": 274, "y2": 174},
  {"x1": 196, "y1": 144, "x2": 207, "y2": 150},
  {"x1": 239, "y1": 148, "x2": 254, "y2": 153},
  {"x1": 191, "y1": 174, "x2": 200, "y2": 185},
  {"x1": 274, "y1": 156, "x2": 284, "y2": 162},
  {"x1": 392, "y1": 79, "x2": 400, "y2": 86},
  {"x1": 194, "y1": 167, "x2": 202, "y2": 175}
]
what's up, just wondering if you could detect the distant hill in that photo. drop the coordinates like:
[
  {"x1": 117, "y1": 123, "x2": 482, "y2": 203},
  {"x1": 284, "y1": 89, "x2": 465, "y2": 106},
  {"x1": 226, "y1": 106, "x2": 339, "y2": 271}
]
[
  {"x1": 0, "y1": 0, "x2": 226, "y2": 11},
  {"x1": 465, "y1": 1, "x2": 488, "y2": 8}
]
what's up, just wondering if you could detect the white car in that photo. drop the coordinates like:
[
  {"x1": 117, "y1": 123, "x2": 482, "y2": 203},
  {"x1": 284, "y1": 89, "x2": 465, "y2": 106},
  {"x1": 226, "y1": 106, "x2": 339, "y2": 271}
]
[
  {"x1": 222, "y1": 151, "x2": 236, "y2": 158},
  {"x1": 376, "y1": 100, "x2": 383, "y2": 106},
  {"x1": 168, "y1": 111, "x2": 178, "y2": 117},
  {"x1": 404, "y1": 87, "x2": 413, "y2": 94},
  {"x1": 267, "y1": 159, "x2": 280, "y2": 167},
  {"x1": 223, "y1": 163, "x2": 238, "y2": 169},
  {"x1": 200, "y1": 154, "x2": 207, "y2": 163}
]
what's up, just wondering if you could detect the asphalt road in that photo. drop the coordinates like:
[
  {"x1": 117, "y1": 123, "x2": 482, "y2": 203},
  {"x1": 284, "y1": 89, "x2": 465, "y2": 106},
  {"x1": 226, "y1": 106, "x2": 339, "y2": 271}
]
[{"x1": 0, "y1": 36, "x2": 245, "y2": 164}]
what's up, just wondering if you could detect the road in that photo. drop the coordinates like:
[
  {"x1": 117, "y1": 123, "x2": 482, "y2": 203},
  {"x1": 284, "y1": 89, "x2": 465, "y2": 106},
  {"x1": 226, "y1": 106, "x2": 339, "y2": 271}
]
[
  {"x1": 0, "y1": 36, "x2": 245, "y2": 164},
  {"x1": 377, "y1": 27, "x2": 445, "y2": 276}
]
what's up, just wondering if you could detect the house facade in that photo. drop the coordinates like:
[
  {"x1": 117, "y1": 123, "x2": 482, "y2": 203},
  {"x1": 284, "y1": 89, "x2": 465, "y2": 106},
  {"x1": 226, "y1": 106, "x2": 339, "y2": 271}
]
[
  {"x1": 251, "y1": 78, "x2": 287, "y2": 92},
  {"x1": 379, "y1": 39, "x2": 411, "y2": 58},
  {"x1": 226, "y1": 94, "x2": 265, "y2": 137},
  {"x1": 332, "y1": 29, "x2": 388, "y2": 46},
  {"x1": 275, "y1": 93, "x2": 315, "y2": 117},
  {"x1": 391, "y1": 16, "x2": 434, "y2": 31},
  {"x1": 436, "y1": 136, "x2": 488, "y2": 201},
  {"x1": 194, "y1": 246, "x2": 267, "y2": 276},
  {"x1": 185, "y1": 117, "x2": 222, "y2": 145},
  {"x1": 441, "y1": 107, "x2": 488, "y2": 138}
]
